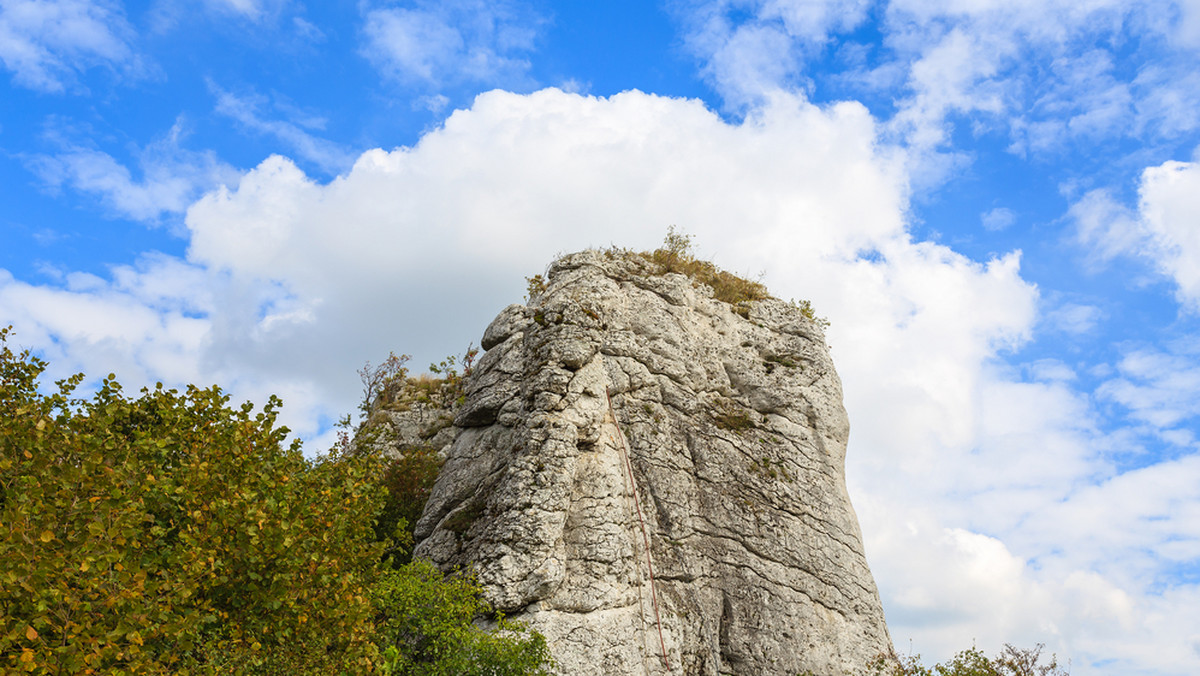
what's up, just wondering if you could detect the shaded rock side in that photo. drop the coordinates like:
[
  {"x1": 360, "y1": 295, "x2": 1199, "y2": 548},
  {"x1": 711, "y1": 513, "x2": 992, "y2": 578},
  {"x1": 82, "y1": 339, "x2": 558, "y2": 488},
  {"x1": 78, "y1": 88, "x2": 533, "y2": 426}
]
[{"x1": 412, "y1": 249, "x2": 892, "y2": 676}]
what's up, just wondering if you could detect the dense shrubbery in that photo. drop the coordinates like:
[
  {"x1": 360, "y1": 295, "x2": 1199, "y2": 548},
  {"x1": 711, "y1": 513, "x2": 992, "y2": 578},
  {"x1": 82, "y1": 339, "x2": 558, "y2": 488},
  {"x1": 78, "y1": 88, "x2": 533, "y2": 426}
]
[
  {"x1": 0, "y1": 328, "x2": 382, "y2": 673},
  {"x1": 866, "y1": 643, "x2": 1069, "y2": 676},
  {"x1": 373, "y1": 561, "x2": 552, "y2": 676},
  {"x1": 354, "y1": 350, "x2": 476, "y2": 565},
  {"x1": 0, "y1": 327, "x2": 551, "y2": 674},
  {"x1": 373, "y1": 443, "x2": 443, "y2": 566}
]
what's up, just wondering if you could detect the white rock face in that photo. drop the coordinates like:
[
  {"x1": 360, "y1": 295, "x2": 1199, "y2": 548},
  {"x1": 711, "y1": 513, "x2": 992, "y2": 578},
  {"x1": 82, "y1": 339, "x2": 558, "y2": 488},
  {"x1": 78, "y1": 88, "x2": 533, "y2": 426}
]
[{"x1": 413, "y1": 250, "x2": 892, "y2": 676}]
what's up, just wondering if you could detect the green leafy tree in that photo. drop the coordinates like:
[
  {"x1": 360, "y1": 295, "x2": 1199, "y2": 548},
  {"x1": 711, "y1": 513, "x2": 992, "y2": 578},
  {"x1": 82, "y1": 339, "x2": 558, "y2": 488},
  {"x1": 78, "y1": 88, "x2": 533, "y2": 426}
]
[
  {"x1": 1, "y1": 329, "x2": 555, "y2": 675},
  {"x1": 0, "y1": 327, "x2": 384, "y2": 673}
]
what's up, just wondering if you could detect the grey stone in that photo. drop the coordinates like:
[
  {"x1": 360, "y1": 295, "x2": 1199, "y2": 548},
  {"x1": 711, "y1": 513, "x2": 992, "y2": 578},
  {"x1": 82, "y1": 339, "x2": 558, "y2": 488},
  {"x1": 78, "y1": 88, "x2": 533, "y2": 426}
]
[
  {"x1": 408, "y1": 248, "x2": 892, "y2": 676},
  {"x1": 482, "y1": 303, "x2": 533, "y2": 351}
]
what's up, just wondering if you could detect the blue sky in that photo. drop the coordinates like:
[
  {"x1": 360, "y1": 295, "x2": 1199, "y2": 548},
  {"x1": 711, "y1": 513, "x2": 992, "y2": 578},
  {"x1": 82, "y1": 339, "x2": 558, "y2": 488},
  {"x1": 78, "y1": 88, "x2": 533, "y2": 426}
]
[{"x1": 3, "y1": 1, "x2": 1200, "y2": 673}]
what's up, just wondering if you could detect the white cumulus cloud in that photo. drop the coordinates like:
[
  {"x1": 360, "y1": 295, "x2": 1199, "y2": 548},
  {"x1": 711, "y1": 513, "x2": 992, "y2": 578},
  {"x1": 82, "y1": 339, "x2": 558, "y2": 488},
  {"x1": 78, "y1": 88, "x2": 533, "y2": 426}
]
[
  {"x1": 1137, "y1": 156, "x2": 1200, "y2": 309},
  {"x1": 1073, "y1": 149, "x2": 1200, "y2": 311}
]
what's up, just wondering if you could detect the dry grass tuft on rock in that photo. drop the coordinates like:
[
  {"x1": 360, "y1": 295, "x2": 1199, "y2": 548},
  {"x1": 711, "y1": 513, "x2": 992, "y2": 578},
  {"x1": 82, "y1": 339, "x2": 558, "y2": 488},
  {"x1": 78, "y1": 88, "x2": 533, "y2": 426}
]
[{"x1": 638, "y1": 226, "x2": 770, "y2": 306}]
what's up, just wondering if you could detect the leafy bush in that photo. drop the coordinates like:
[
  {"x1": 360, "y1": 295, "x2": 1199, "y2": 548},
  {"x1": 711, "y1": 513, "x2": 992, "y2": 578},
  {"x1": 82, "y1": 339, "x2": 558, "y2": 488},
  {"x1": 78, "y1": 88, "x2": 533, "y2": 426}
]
[
  {"x1": 373, "y1": 560, "x2": 553, "y2": 676},
  {"x1": 790, "y1": 298, "x2": 831, "y2": 329},
  {"x1": 374, "y1": 443, "x2": 444, "y2": 565},
  {"x1": 363, "y1": 348, "x2": 478, "y2": 416},
  {"x1": 867, "y1": 643, "x2": 1069, "y2": 676},
  {"x1": 524, "y1": 274, "x2": 547, "y2": 303}
]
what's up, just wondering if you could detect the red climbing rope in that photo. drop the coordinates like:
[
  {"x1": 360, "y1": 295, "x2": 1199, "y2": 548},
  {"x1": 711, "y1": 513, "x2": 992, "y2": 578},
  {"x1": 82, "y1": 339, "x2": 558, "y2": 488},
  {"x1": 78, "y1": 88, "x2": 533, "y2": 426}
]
[{"x1": 606, "y1": 387, "x2": 671, "y2": 672}]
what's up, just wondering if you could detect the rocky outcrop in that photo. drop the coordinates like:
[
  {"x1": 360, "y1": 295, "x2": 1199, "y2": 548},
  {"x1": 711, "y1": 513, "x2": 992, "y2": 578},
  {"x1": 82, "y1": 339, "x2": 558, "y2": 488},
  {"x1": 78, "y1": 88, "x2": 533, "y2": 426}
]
[
  {"x1": 368, "y1": 398, "x2": 458, "y2": 456},
  {"x1": 412, "y1": 249, "x2": 892, "y2": 675}
]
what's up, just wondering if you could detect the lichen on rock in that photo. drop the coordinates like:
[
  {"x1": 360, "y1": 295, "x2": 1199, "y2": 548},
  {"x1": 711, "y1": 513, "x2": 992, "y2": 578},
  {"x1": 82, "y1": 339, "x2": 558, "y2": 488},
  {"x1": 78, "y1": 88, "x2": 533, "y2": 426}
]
[{"x1": 407, "y1": 248, "x2": 891, "y2": 676}]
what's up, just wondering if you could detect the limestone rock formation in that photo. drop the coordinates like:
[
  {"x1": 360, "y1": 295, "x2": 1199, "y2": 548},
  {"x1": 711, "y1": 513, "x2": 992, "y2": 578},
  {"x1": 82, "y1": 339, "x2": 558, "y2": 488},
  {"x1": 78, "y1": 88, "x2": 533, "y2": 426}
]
[{"x1": 411, "y1": 249, "x2": 892, "y2": 675}]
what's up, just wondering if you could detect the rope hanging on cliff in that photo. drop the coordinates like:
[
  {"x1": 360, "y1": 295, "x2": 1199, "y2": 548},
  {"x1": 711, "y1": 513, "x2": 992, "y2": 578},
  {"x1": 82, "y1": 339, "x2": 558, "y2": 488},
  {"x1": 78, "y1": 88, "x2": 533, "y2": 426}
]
[{"x1": 606, "y1": 387, "x2": 671, "y2": 672}]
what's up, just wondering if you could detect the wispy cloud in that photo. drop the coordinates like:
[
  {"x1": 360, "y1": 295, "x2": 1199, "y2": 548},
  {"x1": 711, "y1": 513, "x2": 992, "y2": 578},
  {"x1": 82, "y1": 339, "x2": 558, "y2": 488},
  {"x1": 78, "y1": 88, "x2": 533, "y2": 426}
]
[
  {"x1": 203, "y1": 0, "x2": 288, "y2": 22},
  {"x1": 876, "y1": 0, "x2": 1194, "y2": 158},
  {"x1": 25, "y1": 118, "x2": 241, "y2": 223},
  {"x1": 148, "y1": 0, "x2": 292, "y2": 30},
  {"x1": 209, "y1": 82, "x2": 355, "y2": 175},
  {"x1": 673, "y1": 0, "x2": 1200, "y2": 166},
  {"x1": 1100, "y1": 340, "x2": 1200, "y2": 434},
  {"x1": 675, "y1": 0, "x2": 871, "y2": 108},
  {"x1": 0, "y1": 0, "x2": 143, "y2": 92},
  {"x1": 359, "y1": 0, "x2": 543, "y2": 89},
  {"x1": 981, "y1": 206, "x2": 1016, "y2": 231},
  {"x1": 1042, "y1": 301, "x2": 1103, "y2": 335}
]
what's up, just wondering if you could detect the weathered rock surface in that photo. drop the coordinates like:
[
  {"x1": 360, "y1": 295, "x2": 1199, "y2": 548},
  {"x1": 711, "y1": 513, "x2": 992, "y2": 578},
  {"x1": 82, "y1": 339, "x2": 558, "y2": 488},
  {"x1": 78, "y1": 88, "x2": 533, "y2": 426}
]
[
  {"x1": 411, "y1": 249, "x2": 892, "y2": 675},
  {"x1": 368, "y1": 399, "x2": 458, "y2": 455}
]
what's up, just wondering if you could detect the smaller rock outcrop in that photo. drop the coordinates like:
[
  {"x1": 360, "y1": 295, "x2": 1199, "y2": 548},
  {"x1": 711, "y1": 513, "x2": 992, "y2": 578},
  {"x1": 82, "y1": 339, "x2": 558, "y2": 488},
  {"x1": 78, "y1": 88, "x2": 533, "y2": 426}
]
[{"x1": 397, "y1": 247, "x2": 890, "y2": 675}]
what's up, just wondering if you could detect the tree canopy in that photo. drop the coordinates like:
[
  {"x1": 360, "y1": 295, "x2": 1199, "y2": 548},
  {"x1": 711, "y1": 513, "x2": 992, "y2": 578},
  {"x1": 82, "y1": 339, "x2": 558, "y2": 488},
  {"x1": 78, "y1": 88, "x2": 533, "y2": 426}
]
[{"x1": 0, "y1": 327, "x2": 551, "y2": 675}]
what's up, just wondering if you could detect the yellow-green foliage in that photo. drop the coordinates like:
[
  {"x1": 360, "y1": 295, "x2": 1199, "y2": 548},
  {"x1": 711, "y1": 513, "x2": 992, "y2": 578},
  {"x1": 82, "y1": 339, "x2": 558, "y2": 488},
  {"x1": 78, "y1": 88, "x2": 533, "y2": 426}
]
[
  {"x1": 639, "y1": 227, "x2": 770, "y2": 306},
  {"x1": 0, "y1": 329, "x2": 553, "y2": 675},
  {"x1": 524, "y1": 274, "x2": 547, "y2": 303},
  {"x1": 790, "y1": 298, "x2": 831, "y2": 329},
  {"x1": 0, "y1": 327, "x2": 384, "y2": 674}
]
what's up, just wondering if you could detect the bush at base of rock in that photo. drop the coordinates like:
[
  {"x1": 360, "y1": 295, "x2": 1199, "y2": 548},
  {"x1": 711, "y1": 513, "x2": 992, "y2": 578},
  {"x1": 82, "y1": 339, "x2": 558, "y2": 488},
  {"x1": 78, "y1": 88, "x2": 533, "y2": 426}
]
[
  {"x1": 865, "y1": 643, "x2": 1069, "y2": 676},
  {"x1": 372, "y1": 560, "x2": 554, "y2": 676}
]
